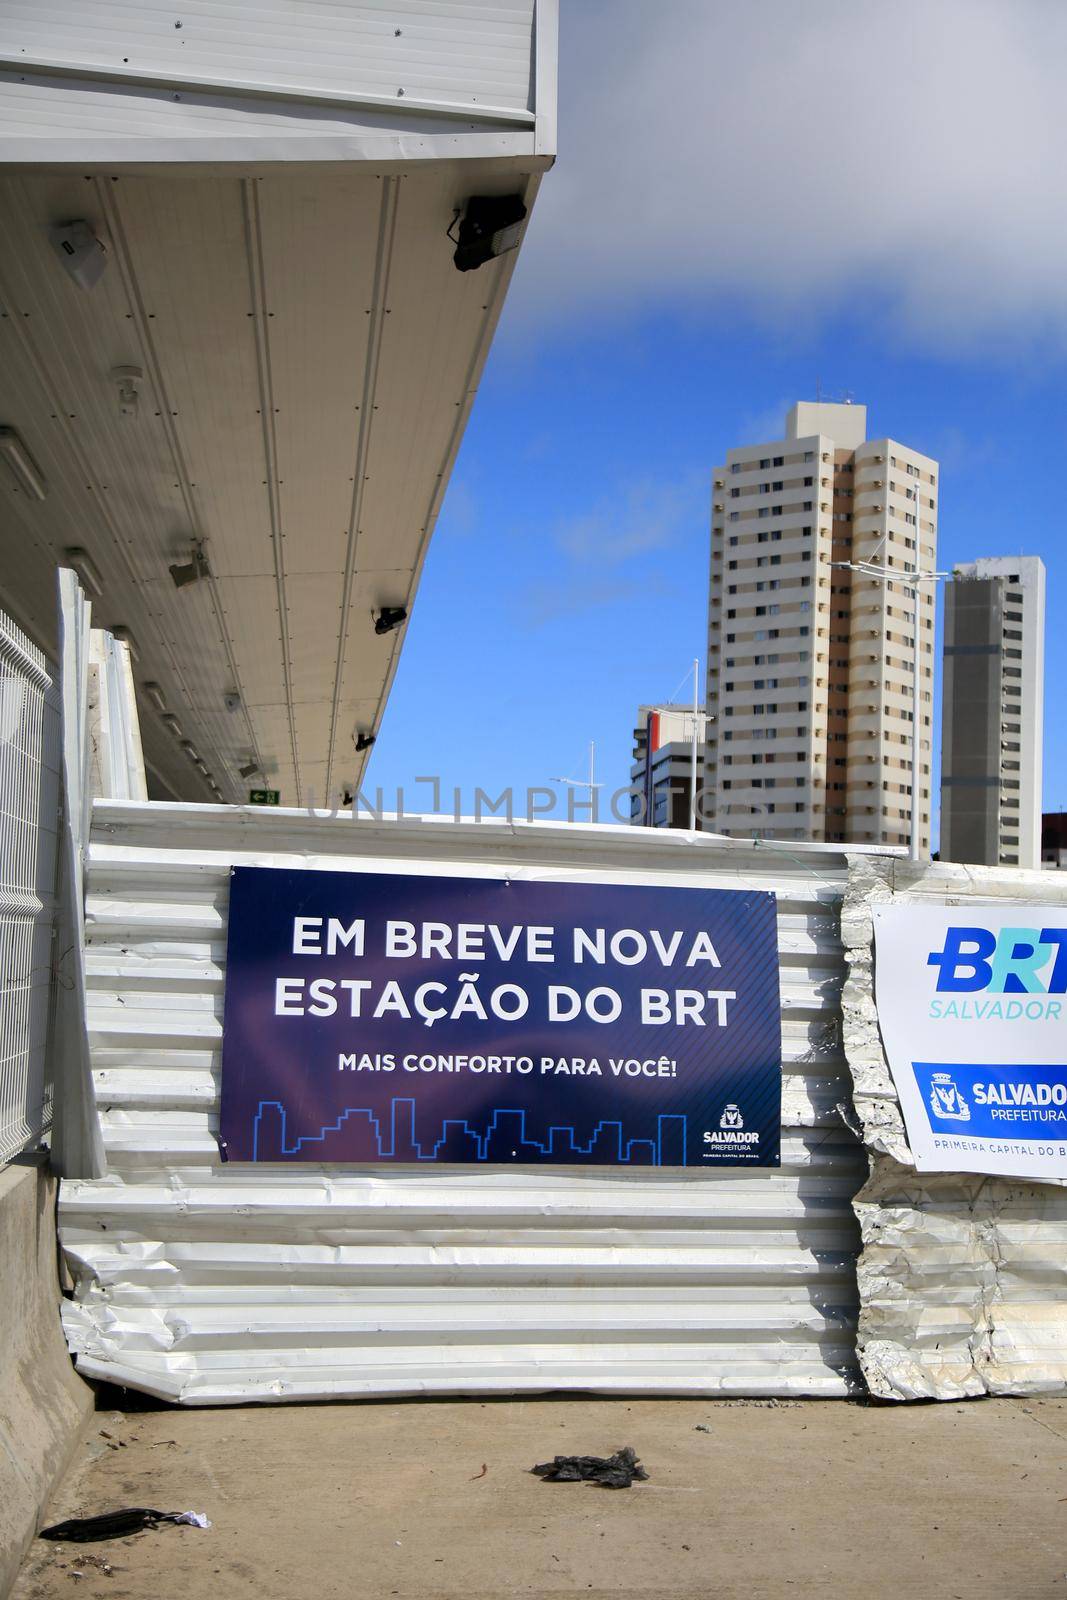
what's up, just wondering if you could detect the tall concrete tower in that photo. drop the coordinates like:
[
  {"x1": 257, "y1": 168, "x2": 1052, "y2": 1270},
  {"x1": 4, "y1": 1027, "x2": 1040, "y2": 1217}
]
[
  {"x1": 705, "y1": 402, "x2": 938, "y2": 849},
  {"x1": 940, "y1": 556, "x2": 1045, "y2": 869}
]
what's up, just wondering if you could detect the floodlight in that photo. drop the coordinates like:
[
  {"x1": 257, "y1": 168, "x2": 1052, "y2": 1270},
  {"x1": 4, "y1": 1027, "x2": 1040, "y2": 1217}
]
[
  {"x1": 169, "y1": 546, "x2": 210, "y2": 589},
  {"x1": 64, "y1": 547, "x2": 103, "y2": 596},
  {"x1": 50, "y1": 220, "x2": 108, "y2": 291},
  {"x1": 110, "y1": 625, "x2": 140, "y2": 661},
  {"x1": 0, "y1": 428, "x2": 47, "y2": 500}
]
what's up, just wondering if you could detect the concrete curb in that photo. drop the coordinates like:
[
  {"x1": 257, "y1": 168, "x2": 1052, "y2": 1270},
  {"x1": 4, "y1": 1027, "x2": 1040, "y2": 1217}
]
[{"x1": 0, "y1": 1156, "x2": 95, "y2": 1600}]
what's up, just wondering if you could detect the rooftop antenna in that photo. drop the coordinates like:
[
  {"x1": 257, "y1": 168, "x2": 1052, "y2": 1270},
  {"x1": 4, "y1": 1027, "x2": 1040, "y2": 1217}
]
[{"x1": 553, "y1": 740, "x2": 602, "y2": 815}]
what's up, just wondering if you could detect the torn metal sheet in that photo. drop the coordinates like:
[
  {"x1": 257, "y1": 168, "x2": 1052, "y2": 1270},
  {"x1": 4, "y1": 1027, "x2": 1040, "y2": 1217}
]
[{"x1": 841, "y1": 855, "x2": 1067, "y2": 1400}]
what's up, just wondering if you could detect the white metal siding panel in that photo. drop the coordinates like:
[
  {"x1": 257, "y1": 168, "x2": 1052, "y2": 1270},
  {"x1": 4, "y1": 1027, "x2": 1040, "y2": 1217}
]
[
  {"x1": 0, "y1": 72, "x2": 543, "y2": 167},
  {"x1": 842, "y1": 855, "x2": 1067, "y2": 1399},
  {"x1": 0, "y1": 0, "x2": 537, "y2": 114},
  {"x1": 59, "y1": 805, "x2": 866, "y2": 1403},
  {"x1": 0, "y1": 606, "x2": 59, "y2": 1161}
]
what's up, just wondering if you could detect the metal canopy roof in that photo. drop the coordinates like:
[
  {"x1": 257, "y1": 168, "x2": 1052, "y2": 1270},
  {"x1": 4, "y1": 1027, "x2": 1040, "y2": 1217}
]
[{"x1": 0, "y1": 0, "x2": 555, "y2": 804}]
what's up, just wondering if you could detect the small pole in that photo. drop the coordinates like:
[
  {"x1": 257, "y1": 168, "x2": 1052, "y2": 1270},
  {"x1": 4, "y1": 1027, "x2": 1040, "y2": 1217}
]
[
  {"x1": 831, "y1": 550, "x2": 944, "y2": 862},
  {"x1": 689, "y1": 657, "x2": 699, "y2": 832}
]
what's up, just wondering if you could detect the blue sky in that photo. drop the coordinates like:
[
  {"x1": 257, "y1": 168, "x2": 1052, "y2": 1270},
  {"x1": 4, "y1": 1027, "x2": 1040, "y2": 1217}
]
[{"x1": 366, "y1": 1, "x2": 1065, "y2": 827}]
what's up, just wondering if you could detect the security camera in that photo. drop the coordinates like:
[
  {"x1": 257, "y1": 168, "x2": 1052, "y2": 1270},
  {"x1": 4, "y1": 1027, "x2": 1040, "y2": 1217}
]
[
  {"x1": 373, "y1": 606, "x2": 407, "y2": 636},
  {"x1": 449, "y1": 195, "x2": 527, "y2": 273}
]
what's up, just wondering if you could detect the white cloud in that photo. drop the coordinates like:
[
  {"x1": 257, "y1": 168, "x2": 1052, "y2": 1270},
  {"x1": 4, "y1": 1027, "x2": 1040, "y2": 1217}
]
[
  {"x1": 521, "y1": 572, "x2": 655, "y2": 628},
  {"x1": 553, "y1": 473, "x2": 705, "y2": 565},
  {"x1": 512, "y1": 0, "x2": 1067, "y2": 353},
  {"x1": 519, "y1": 473, "x2": 704, "y2": 626}
]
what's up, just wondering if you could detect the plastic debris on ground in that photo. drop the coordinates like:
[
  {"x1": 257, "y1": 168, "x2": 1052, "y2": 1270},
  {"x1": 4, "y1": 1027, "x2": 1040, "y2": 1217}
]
[
  {"x1": 39, "y1": 1509, "x2": 211, "y2": 1542},
  {"x1": 531, "y1": 1446, "x2": 649, "y2": 1488}
]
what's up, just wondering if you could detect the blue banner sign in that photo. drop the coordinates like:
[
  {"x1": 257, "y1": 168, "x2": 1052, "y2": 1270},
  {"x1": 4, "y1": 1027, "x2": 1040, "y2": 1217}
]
[{"x1": 219, "y1": 868, "x2": 782, "y2": 1167}]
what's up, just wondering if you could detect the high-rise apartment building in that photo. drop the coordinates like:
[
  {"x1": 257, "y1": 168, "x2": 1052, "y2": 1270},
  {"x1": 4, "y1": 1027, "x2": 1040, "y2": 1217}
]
[
  {"x1": 630, "y1": 705, "x2": 704, "y2": 828},
  {"x1": 940, "y1": 556, "x2": 1045, "y2": 869},
  {"x1": 704, "y1": 402, "x2": 938, "y2": 848}
]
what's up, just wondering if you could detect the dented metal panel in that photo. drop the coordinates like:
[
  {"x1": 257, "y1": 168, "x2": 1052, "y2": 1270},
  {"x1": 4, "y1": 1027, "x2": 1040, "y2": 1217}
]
[
  {"x1": 0, "y1": 0, "x2": 555, "y2": 165},
  {"x1": 59, "y1": 803, "x2": 867, "y2": 1403},
  {"x1": 0, "y1": 0, "x2": 539, "y2": 118},
  {"x1": 841, "y1": 854, "x2": 1067, "y2": 1400}
]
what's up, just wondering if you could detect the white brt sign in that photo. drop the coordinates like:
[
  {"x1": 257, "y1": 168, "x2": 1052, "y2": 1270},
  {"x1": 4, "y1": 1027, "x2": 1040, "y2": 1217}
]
[{"x1": 873, "y1": 904, "x2": 1067, "y2": 1181}]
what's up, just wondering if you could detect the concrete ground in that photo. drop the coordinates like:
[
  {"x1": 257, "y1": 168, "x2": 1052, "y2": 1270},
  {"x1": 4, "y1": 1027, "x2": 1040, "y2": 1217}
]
[{"x1": 12, "y1": 1394, "x2": 1067, "y2": 1600}]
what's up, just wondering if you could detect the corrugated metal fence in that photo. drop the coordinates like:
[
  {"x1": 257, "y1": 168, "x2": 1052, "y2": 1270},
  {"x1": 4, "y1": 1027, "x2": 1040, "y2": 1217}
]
[
  {"x1": 0, "y1": 603, "x2": 59, "y2": 1164},
  {"x1": 60, "y1": 806, "x2": 868, "y2": 1403},
  {"x1": 842, "y1": 854, "x2": 1067, "y2": 1400}
]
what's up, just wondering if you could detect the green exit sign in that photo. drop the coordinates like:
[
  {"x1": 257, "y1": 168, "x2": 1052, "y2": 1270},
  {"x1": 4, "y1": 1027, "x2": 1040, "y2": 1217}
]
[{"x1": 249, "y1": 788, "x2": 280, "y2": 807}]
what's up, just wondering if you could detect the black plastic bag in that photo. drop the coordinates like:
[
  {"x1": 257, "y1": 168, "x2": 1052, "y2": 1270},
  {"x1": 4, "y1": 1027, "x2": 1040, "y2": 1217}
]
[
  {"x1": 531, "y1": 1446, "x2": 649, "y2": 1488},
  {"x1": 40, "y1": 1509, "x2": 209, "y2": 1543}
]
